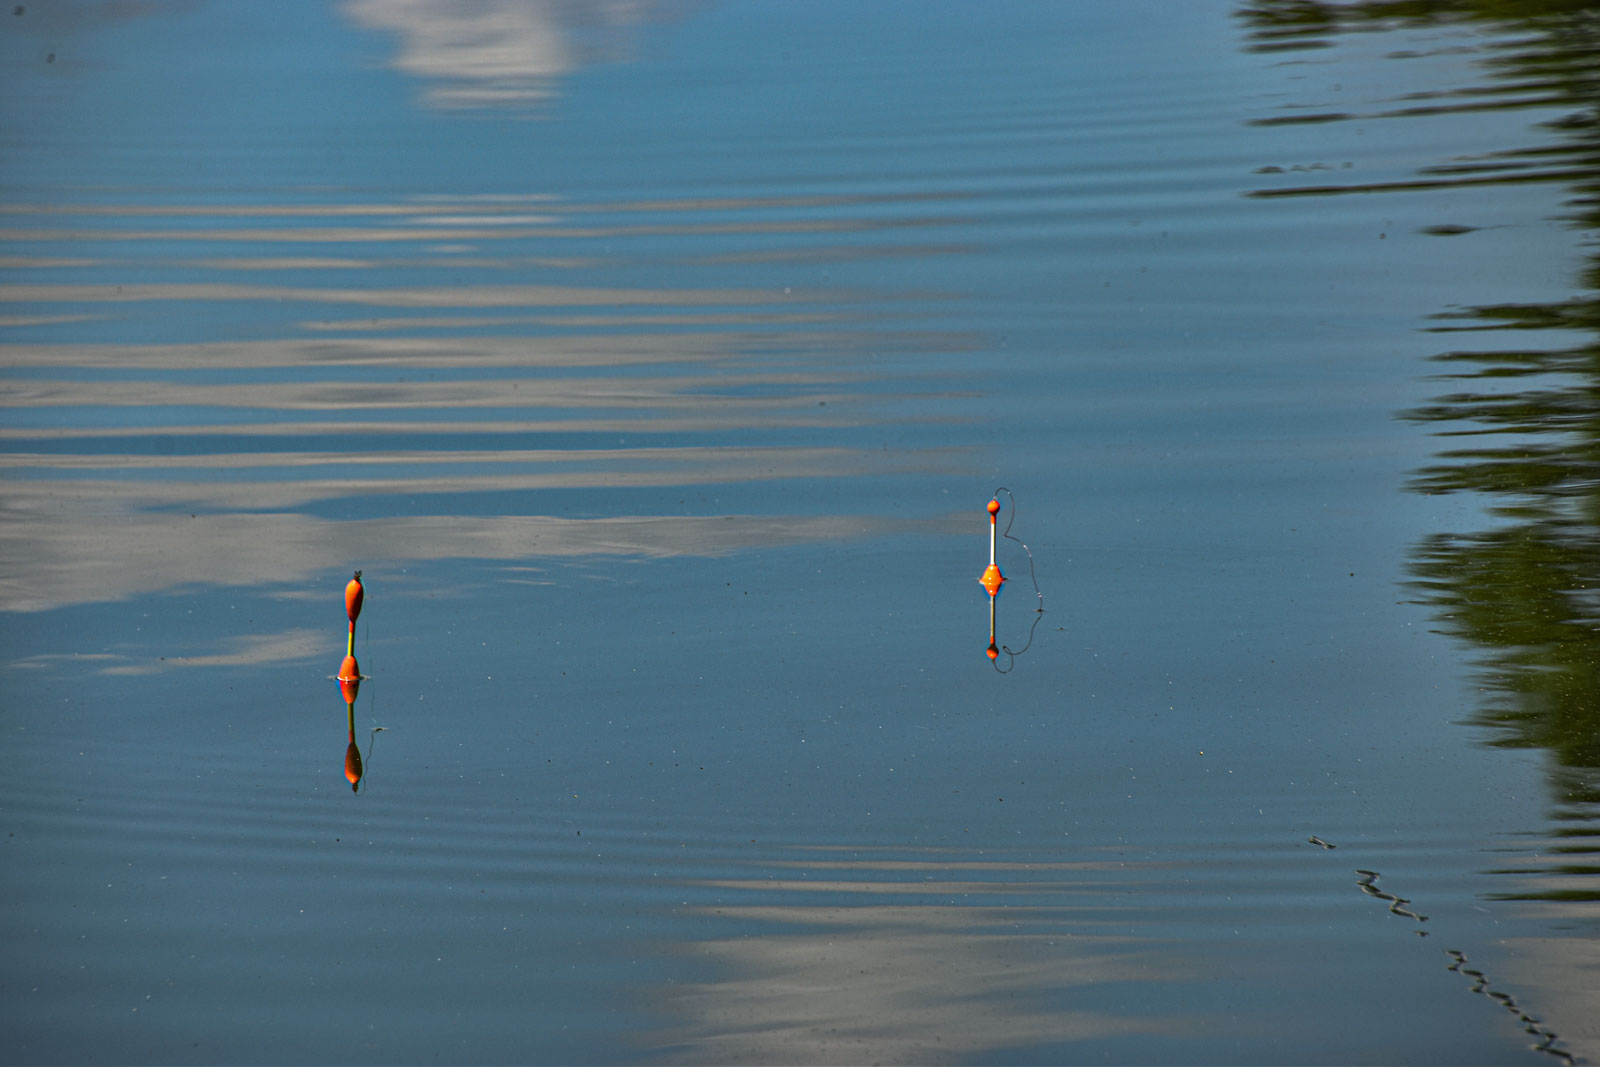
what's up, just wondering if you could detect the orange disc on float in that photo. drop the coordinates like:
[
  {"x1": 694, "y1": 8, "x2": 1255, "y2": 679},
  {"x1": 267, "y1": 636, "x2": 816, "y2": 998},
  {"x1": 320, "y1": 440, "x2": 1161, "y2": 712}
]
[
  {"x1": 987, "y1": 499, "x2": 1000, "y2": 518},
  {"x1": 345, "y1": 570, "x2": 364, "y2": 623},
  {"x1": 987, "y1": 640, "x2": 999, "y2": 660},
  {"x1": 979, "y1": 563, "x2": 1005, "y2": 597}
]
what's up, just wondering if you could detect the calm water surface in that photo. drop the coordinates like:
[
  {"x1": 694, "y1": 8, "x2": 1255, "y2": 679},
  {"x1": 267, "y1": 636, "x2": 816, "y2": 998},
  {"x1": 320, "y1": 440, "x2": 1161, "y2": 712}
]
[{"x1": 3, "y1": 1, "x2": 1599, "y2": 1063}]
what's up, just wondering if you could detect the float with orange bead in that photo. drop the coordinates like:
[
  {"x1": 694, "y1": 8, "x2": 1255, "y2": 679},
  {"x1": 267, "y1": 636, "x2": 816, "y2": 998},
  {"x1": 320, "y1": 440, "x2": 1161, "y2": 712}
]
[
  {"x1": 333, "y1": 569, "x2": 377, "y2": 792},
  {"x1": 979, "y1": 488, "x2": 1044, "y2": 671}
]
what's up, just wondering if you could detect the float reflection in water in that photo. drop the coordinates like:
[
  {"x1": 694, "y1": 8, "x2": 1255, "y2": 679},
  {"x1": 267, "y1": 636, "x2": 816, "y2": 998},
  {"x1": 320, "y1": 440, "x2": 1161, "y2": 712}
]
[
  {"x1": 337, "y1": 570, "x2": 367, "y2": 793},
  {"x1": 979, "y1": 488, "x2": 1044, "y2": 673}
]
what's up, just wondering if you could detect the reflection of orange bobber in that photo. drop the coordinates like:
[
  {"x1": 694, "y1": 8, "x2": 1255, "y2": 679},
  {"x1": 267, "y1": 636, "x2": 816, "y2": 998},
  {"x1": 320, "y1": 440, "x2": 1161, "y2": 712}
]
[
  {"x1": 339, "y1": 654, "x2": 363, "y2": 793},
  {"x1": 344, "y1": 708, "x2": 364, "y2": 793},
  {"x1": 340, "y1": 657, "x2": 363, "y2": 793},
  {"x1": 345, "y1": 741, "x2": 363, "y2": 791}
]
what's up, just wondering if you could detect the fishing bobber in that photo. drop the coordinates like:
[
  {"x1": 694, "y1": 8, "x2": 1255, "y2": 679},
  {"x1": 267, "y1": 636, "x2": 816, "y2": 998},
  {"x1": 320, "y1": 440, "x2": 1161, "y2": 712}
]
[
  {"x1": 338, "y1": 653, "x2": 361, "y2": 704},
  {"x1": 345, "y1": 570, "x2": 364, "y2": 625},
  {"x1": 979, "y1": 498, "x2": 1005, "y2": 596},
  {"x1": 980, "y1": 562, "x2": 1005, "y2": 596}
]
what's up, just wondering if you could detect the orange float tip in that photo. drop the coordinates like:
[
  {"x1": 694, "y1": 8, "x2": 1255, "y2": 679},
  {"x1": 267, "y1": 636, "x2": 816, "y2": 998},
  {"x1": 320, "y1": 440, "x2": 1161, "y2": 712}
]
[
  {"x1": 987, "y1": 499, "x2": 1000, "y2": 517},
  {"x1": 345, "y1": 570, "x2": 364, "y2": 623},
  {"x1": 987, "y1": 641, "x2": 999, "y2": 660},
  {"x1": 979, "y1": 562, "x2": 1005, "y2": 597}
]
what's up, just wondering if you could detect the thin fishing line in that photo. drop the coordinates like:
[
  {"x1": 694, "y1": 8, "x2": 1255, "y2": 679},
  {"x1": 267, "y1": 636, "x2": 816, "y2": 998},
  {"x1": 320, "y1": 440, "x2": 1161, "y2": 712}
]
[
  {"x1": 989, "y1": 487, "x2": 1045, "y2": 672},
  {"x1": 993, "y1": 486, "x2": 1043, "y2": 610},
  {"x1": 361, "y1": 581, "x2": 380, "y2": 788},
  {"x1": 992, "y1": 609, "x2": 1045, "y2": 673},
  {"x1": 364, "y1": 602, "x2": 375, "y2": 726}
]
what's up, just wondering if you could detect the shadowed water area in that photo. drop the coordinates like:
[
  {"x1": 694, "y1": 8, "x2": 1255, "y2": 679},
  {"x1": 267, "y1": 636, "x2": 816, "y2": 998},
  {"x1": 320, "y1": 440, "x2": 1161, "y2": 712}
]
[{"x1": 3, "y1": 1, "x2": 1599, "y2": 1063}]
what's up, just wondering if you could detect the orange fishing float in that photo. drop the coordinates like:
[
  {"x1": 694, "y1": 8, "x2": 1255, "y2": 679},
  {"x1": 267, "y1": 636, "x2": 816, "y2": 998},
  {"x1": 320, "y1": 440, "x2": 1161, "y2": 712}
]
[
  {"x1": 980, "y1": 497, "x2": 1005, "y2": 659},
  {"x1": 342, "y1": 569, "x2": 363, "y2": 680},
  {"x1": 981, "y1": 488, "x2": 1044, "y2": 670},
  {"x1": 338, "y1": 653, "x2": 361, "y2": 704},
  {"x1": 334, "y1": 569, "x2": 370, "y2": 792},
  {"x1": 979, "y1": 498, "x2": 1006, "y2": 597}
]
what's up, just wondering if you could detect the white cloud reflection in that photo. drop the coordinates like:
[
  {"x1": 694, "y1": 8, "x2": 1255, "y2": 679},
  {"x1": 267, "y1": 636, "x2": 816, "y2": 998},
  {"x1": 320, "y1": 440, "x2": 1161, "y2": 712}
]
[
  {"x1": 0, "y1": 181, "x2": 971, "y2": 615},
  {"x1": 650, "y1": 854, "x2": 1203, "y2": 1064},
  {"x1": 659, "y1": 912, "x2": 1188, "y2": 1064},
  {"x1": 101, "y1": 629, "x2": 327, "y2": 675},
  {"x1": 342, "y1": 0, "x2": 691, "y2": 110},
  {"x1": 4, "y1": 630, "x2": 326, "y2": 675},
  {"x1": 0, "y1": 506, "x2": 945, "y2": 613}
]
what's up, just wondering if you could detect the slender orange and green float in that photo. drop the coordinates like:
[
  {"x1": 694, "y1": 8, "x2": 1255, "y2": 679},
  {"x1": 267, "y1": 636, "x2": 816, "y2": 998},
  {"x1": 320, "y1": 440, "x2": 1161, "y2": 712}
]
[
  {"x1": 339, "y1": 569, "x2": 363, "y2": 691},
  {"x1": 980, "y1": 498, "x2": 1005, "y2": 659},
  {"x1": 338, "y1": 570, "x2": 365, "y2": 792}
]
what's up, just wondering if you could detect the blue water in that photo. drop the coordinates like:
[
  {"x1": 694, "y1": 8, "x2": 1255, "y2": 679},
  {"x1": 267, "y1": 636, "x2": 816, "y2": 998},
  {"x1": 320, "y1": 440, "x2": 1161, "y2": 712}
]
[{"x1": 3, "y1": 1, "x2": 1598, "y2": 1063}]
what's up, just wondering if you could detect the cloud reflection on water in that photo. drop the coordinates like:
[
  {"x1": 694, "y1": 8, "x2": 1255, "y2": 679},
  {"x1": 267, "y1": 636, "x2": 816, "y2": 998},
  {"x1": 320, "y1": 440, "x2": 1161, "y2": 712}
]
[
  {"x1": 652, "y1": 853, "x2": 1200, "y2": 1065},
  {"x1": 1, "y1": 374, "x2": 875, "y2": 411},
  {"x1": 0, "y1": 331, "x2": 911, "y2": 369},
  {"x1": 0, "y1": 505, "x2": 953, "y2": 614},
  {"x1": 107, "y1": 629, "x2": 327, "y2": 675},
  {"x1": 0, "y1": 281, "x2": 853, "y2": 308},
  {"x1": 658, "y1": 911, "x2": 1188, "y2": 1065},
  {"x1": 0, "y1": 182, "x2": 973, "y2": 615},
  {"x1": 342, "y1": 0, "x2": 690, "y2": 111}
]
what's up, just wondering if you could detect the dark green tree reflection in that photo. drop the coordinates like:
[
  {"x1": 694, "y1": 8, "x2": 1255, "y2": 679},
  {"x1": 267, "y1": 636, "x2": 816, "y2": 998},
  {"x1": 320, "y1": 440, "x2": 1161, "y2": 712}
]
[{"x1": 1241, "y1": 3, "x2": 1600, "y2": 838}]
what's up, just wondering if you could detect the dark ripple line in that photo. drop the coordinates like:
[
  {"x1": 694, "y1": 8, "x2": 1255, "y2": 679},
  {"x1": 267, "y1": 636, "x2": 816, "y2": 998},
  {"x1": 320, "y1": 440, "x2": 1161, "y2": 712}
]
[
  {"x1": 1446, "y1": 949, "x2": 1574, "y2": 1065},
  {"x1": 1354, "y1": 868, "x2": 1429, "y2": 924},
  {"x1": 1350, "y1": 867, "x2": 1573, "y2": 1064}
]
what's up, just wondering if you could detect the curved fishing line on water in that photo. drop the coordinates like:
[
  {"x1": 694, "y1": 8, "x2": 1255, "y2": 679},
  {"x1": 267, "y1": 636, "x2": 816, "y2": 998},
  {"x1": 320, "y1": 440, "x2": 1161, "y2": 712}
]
[
  {"x1": 359, "y1": 606, "x2": 377, "y2": 792},
  {"x1": 993, "y1": 486, "x2": 1043, "y2": 611},
  {"x1": 991, "y1": 611, "x2": 1045, "y2": 674},
  {"x1": 991, "y1": 486, "x2": 1044, "y2": 673}
]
